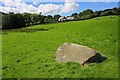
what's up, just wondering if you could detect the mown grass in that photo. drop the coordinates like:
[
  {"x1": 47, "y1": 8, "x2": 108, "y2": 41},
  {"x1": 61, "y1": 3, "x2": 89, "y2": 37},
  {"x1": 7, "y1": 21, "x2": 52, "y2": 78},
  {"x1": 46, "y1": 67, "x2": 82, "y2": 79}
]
[{"x1": 2, "y1": 16, "x2": 118, "y2": 78}]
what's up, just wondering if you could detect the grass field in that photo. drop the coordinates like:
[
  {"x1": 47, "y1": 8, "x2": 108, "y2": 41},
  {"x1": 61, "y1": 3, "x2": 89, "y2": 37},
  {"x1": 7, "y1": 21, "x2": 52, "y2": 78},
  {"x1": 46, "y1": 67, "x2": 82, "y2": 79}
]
[{"x1": 1, "y1": 16, "x2": 118, "y2": 78}]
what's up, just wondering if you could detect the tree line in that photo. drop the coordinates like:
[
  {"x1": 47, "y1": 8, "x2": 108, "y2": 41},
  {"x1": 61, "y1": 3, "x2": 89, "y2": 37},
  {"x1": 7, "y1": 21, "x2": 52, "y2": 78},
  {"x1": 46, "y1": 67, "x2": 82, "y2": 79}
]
[
  {"x1": 71, "y1": 7, "x2": 120, "y2": 20},
  {"x1": 1, "y1": 7, "x2": 120, "y2": 29}
]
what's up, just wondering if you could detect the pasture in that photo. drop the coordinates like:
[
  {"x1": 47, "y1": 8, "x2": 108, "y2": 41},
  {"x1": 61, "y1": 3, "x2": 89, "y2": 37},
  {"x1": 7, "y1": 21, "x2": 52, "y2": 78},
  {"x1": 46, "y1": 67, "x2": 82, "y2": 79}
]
[{"x1": 1, "y1": 16, "x2": 118, "y2": 78}]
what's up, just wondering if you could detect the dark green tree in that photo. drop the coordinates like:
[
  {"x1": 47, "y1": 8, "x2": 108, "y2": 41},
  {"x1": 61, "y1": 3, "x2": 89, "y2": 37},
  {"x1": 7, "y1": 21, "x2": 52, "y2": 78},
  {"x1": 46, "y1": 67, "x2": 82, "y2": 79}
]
[
  {"x1": 54, "y1": 14, "x2": 61, "y2": 21},
  {"x1": 39, "y1": 12, "x2": 45, "y2": 24},
  {"x1": 71, "y1": 13, "x2": 78, "y2": 18},
  {"x1": 23, "y1": 13, "x2": 31, "y2": 26},
  {"x1": 111, "y1": 7, "x2": 117, "y2": 15},
  {"x1": 45, "y1": 15, "x2": 53, "y2": 22},
  {"x1": 94, "y1": 10, "x2": 102, "y2": 17},
  {"x1": 117, "y1": 8, "x2": 120, "y2": 15},
  {"x1": 82, "y1": 9, "x2": 94, "y2": 15},
  {"x1": 30, "y1": 13, "x2": 39, "y2": 24}
]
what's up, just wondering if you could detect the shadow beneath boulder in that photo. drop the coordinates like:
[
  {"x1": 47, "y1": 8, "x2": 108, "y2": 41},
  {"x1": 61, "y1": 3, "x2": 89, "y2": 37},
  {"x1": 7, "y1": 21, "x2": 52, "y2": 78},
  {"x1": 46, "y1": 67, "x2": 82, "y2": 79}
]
[{"x1": 84, "y1": 53, "x2": 107, "y2": 64}]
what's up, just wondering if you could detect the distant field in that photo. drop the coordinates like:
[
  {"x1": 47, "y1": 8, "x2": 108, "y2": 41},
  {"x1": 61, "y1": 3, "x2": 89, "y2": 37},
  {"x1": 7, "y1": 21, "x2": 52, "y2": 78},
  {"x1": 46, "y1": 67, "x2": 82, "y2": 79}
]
[{"x1": 2, "y1": 16, "x2": 118, "y2": 78}]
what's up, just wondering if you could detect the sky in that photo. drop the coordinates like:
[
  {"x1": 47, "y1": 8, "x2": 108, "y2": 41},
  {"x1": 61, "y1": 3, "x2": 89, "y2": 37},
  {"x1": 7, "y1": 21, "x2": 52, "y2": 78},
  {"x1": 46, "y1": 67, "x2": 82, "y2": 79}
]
[{"x1": 0, "y1": 0, "x2": 119, "y2": 16}]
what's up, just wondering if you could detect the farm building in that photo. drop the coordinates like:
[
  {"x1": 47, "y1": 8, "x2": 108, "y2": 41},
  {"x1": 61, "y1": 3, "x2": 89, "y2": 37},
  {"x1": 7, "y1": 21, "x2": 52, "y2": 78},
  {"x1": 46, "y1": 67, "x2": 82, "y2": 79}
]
[
  {"x1": 66, "y1": 16, "x2": 76, "y2": 21},
  {"x1": 58, "y1": 16, "x2": 66, "y2": 22},
  {"x1": 58, "y1": 16, "x2": 76, "y2": 22}
]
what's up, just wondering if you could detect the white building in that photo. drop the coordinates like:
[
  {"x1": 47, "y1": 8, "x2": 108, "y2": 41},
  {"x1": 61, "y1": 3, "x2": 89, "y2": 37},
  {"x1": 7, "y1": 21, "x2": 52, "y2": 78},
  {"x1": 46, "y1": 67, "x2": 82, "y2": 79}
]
[
  {"x1": 66, "y1": 16, "x2": 76, "y2": 21},
  {"x1": 58, "y1": 16, "x2": 66, "y2": 22},
  {"x1": 58, "y1": 16, "x2": 76, "y2": 22}
]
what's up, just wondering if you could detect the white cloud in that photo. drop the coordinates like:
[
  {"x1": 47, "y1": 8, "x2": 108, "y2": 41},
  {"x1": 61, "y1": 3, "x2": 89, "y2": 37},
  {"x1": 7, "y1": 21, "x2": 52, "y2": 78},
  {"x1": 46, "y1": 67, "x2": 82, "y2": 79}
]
[
  {"x1": 37, "y1": 4, "x2": 62, "y2": 15},
  {"x1": 14, "y1": 0, "x2": 22, "y2": 3},
  {"x1": 0, "y1": 0, "x2": 38, "y2": 13},
  {"x1": 0, "y1": 6, "x2": 12, "y2": 13},
  {"x1": 37, "y1": 0, "x2": 79, "y2": 15},
  {"x1": 0, "y1": 0, "x2": 79, "y2": 15},
  {"x1": 61, "y1": 0, "x2": 79, "y2": 13},
  {"x1": 61, "y1": 2, "x2": 79, "y2": 13},
  {"x1": 33, "y1": 1, "x2": 39, "y2": 5}
]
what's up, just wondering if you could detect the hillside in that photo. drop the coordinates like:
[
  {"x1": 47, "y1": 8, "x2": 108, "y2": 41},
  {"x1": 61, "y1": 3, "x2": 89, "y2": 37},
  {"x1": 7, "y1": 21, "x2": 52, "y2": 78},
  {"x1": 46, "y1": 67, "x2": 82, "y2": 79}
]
[{"x1": 2, "y1": 16, "x2": 118, "y2": 78}]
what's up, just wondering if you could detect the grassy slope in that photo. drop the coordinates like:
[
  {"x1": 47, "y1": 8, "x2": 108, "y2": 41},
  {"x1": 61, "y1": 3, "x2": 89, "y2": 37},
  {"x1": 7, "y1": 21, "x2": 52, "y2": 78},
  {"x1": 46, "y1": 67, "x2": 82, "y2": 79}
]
[{"x1": 2, "y1": 16, "x2": 118, "y2": 78}]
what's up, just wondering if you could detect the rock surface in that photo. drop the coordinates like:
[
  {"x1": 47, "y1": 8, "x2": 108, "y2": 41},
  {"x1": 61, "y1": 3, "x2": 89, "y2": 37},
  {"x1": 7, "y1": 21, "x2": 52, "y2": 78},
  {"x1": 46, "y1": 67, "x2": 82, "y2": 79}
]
[{"x1": 55, "y1": 43, "x2": 107, "y2": 65}]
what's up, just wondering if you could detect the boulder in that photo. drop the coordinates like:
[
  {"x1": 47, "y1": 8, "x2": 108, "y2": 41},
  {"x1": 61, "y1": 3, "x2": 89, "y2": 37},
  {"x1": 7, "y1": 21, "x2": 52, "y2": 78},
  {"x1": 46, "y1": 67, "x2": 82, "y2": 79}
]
[{"x1": 55, "y1": 43, "x2": 107, "y2": 65}]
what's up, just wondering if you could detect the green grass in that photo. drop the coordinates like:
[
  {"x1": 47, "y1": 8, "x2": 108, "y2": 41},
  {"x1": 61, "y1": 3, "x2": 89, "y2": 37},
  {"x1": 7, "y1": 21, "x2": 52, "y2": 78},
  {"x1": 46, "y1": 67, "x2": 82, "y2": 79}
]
[{"x1": 2, "y1": 16, "x2": 118, "y2": 78}]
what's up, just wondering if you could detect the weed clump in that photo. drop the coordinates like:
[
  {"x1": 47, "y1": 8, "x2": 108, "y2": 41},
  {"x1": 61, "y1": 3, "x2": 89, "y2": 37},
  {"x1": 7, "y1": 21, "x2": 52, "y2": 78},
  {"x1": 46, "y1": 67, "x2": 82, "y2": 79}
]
[{"x1": 16, "y1": 60, "x2": 21, "y2": 63}]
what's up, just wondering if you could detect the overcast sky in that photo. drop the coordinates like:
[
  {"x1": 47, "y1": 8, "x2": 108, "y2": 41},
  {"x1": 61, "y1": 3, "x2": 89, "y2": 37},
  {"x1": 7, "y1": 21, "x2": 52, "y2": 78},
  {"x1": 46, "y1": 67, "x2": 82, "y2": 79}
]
[{"x1": 0, "y1": 0, "x2": 119, "y2": 16}]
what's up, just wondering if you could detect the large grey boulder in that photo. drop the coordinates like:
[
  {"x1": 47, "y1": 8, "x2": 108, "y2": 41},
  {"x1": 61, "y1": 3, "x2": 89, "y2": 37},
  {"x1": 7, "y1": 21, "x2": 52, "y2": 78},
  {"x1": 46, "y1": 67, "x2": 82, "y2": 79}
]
[{"x1": 55, "y1": 43, "x2": 107, "y2": 65}]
